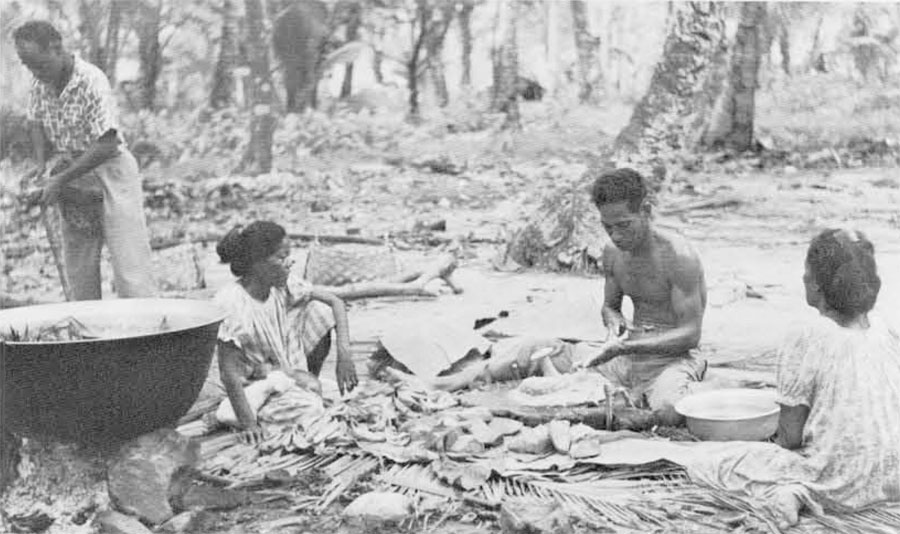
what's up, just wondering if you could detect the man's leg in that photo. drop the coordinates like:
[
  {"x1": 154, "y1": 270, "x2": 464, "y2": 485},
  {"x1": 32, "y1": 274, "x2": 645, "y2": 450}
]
[
  {"x1": 98, "y1": 151, "x2": 156, "y2": 298},
  {"x1": 61, "y1": 214, "x2": 103, "y2": 301},
  {"x1": 645, "y1": 357, "x2": 708, "y2": 426}
]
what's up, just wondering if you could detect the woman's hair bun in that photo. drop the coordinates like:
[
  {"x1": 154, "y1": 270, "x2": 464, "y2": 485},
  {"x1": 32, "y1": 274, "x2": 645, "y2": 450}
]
[{"x1": 216, "y1": 225, "x2": 245, "y2": 264}]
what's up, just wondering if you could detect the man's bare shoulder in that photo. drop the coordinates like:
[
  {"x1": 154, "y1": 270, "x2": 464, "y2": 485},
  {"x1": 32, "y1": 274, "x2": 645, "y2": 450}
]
[
  {"x1": 600, "y1": 243, "x2": 623, "y2": 275},
  {"x1": 652, "y1": 229, "x2": 704, "y2": 278}
]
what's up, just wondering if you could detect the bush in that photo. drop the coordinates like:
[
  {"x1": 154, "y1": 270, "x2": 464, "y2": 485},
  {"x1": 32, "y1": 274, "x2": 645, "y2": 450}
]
[{"x1": 0, "y1": 108, "x2": 33, "y2": 163}]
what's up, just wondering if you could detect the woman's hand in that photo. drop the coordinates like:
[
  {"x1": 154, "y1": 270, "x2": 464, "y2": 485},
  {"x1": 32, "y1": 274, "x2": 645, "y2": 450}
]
[{"x1": 335, "y1": 342, "x2": 358, "y2": 395}]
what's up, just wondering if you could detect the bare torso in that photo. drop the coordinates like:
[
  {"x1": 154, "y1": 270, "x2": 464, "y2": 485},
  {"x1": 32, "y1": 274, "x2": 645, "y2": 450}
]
[{"x1": 605, "y1": 230, "x2": 707, "y2": 341}]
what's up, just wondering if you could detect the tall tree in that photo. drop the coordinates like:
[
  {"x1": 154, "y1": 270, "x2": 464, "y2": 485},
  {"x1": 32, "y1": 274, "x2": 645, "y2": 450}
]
[
  {"x1": 239, "y1": 0, "x2": 277, "y2": 174},
  {"x1": 340, "y1": 0, "x2": 362, "y2": 98},
  {"x1": 104, "y1": 0, "x2": 123, "y2": 85},
  {"x1": 492, "y1": 0, "x2": 520, "y2": 130},
  {"x1": 506, "y1": 2, "x2": 729, "y2": 272},
  {"x1": 701, "y1": 2, "x2": 767, "y2": 152},
  {"x1": 425, "y1": 1, "x2": 454, "y2": 107},
  {"x1": 405, "y1": 0, "x2": 431, "y2": 120},
  {"x1": 458, "y1": 0, "x2": 475, "y2": 87},
  {"x1": 570, "y1": 0, "x2": 600, "y2": 103},
  {"x1": 210, "y1": 0, "x2": 240, "y2": 108},
  {"x1": 135, "y1": 0, "x2": 164, "y2": 110},
  {"x1": 613, "y1": 2, "x2": 728, "y2": 164}
]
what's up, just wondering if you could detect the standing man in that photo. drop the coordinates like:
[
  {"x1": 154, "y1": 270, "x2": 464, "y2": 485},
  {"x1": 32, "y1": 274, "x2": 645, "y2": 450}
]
[
  {"x1": 14, "y1": 20, "x2": 155, "y2": 300},
  {"x1": 583, "y1": 167, "x2": 708, "y2": 425}
]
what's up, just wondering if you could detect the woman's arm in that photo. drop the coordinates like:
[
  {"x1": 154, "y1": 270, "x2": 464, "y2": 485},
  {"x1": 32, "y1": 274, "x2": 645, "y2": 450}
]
[
  {"x1": 217, "y1": 340, "x2": 259, "y2": 430},
  {"x1": 308, "y1": 289, "x2": 358, "y2": 394},
  {"x1": 774, "y1": 404, "x2": 810, "y2": 450}
]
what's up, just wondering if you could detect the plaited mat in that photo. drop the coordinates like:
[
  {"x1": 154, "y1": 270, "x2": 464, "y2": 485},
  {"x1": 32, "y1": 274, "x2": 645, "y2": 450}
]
[{"x1": 303, "y1": 244, "x2": 401, "y2": 286}]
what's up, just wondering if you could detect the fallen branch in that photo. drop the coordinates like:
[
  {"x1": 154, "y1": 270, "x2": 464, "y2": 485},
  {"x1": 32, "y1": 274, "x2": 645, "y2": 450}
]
[
  {"x1": 151, "y1": 231, "x2": 385, "y2": 251},
  {"x1": 322, "y1": 253, "x2": 461, "y2": 300},
  {"x1": 659, "y1": 196, "x2": 743, "y2": 216}
]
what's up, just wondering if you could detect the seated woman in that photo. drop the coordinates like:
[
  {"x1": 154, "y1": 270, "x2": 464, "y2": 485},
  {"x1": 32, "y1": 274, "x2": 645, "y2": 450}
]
[
  {"x1": 198, "y1": 221, "x2": 358, "y2": 433},
  {"x1": 692, "y1": 228, "x2": 900, "y2": 526}
]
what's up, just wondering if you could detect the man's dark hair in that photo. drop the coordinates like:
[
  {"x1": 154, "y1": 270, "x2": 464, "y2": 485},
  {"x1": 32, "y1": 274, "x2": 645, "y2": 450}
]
[
  {"x1": 806, "y1": 228, "x2": 880, "y2": 317},
  {"x1": 13, "y1": 20, "x2": 62, "y2": 50},
  {"x1": 589, "y1": 168, "x2": 647, "y2": 212}
]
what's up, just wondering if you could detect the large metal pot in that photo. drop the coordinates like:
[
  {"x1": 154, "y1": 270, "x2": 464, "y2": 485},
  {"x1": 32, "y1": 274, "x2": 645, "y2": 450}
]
[{"x1": 0, "y1": 299, "x2": 224, "y2": 444}]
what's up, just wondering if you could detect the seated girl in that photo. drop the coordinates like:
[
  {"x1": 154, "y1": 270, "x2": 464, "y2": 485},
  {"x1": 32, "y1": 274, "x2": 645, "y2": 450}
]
[{"x1": 198, "y1": 221, "x2": 358, "y2": 433}]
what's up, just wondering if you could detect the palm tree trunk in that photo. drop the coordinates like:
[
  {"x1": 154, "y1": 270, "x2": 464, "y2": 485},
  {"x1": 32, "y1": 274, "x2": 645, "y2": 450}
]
[
  {"x1": 614, "y1": 2, "x2": 728, "y2": 160},
  {"x1": 210, "y1": 0, "x2": 239, "y2": 108},
  {"x1": 701, "y1": 2, "x2": 767, "y2": 151},
  {"x1": 492, "y1": 0, "x2": 520, "y2": 130},
  {"x1": 340, "y1": 0, "x2": 362, "y2": 99},
  {"x1": 104, "y1": 0, "x2": 122, "y2": 84},
  {"x1": 136, "y1": 0, "x2": 163, "y2": 110},
  {"x1": 239, "y1": 0, "x2": 277, "y2": 174},
  {"x1": 458, "y1": 0, "x2": 474, "y2": 87},
  {"x1": 426, "y1": 3, "x2": 454, "y2": 107},
  {"x1": 570, "y1": 0, "x2": 600, "y2": 103}
]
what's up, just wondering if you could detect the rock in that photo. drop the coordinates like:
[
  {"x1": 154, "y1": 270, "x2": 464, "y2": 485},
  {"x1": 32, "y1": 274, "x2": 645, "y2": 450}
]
[
  {"x1": 94, "y1": 510, "x2": 154, "y2": 534},
  {"x1": 499, "y1": 500, "x2": 573, "y2": 534},
  {"x1": 157, "y1": 510, "x2": 212, "y2": 533},
  {"x1": 343, "y1": 491, "x2": 413, "y2": 524},
  {"x1": 107, "y1": 429, "x2": 199, "y2": 526}
]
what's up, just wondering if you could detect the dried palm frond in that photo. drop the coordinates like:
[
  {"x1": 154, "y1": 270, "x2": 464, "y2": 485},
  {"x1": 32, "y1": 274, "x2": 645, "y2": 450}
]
[
  {"x1": 315, "y1": 454, "x2": 379, "y2": 511},
  {"x1": 376, "y1": 463, "x2": 458, "y2": 499}
]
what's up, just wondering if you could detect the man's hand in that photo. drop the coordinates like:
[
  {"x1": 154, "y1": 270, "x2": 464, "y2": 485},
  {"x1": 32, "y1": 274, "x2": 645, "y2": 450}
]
[
  {"x1": 40, "y1": 174, "x2": 65, "y2": 206},
  {"x1": 603, "y1": 310, "x2": 631, "y2": 339},
  {"x1": 335, "y1": 342, "x2": 358, "y2": 395},
  {"x1": 581, "y1": 331, "x2": 629, "y2": 369}
]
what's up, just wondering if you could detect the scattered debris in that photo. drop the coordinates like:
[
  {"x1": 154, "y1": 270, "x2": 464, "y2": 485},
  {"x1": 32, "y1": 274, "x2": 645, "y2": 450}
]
[
  {"x1": 499, "y1": 500, "x2": 574, "y2": 534},
  {"x1": 342, "y1": 491, "x2": 415, "y2": 524},
  {"x1": 93, "y1": 510, "x2": 154, "y2": 534}
]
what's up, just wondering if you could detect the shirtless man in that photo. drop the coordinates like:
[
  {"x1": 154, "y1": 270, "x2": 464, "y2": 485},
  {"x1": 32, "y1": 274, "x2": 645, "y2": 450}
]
[
  {"x1": 381, "y1": 168, "x2": 707, "y2": 425},
  {"x1": 583, "y1": 167, "x2": 707, "y2": 424}
]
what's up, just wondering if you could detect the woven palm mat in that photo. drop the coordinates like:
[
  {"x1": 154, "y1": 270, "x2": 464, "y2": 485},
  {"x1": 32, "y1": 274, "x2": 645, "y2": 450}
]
[{"x1": 302, "y1": 244, "x2": 402, "y2": 286}]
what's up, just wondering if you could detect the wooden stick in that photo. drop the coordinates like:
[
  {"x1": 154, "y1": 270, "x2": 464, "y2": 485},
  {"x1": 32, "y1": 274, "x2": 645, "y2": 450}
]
[
  {"x1": 319, "y1": 253, "x2": 461, "y2": 300},
  {"x1": 150, "y1": 231, "x2": 385, "y2": 251},
  {"x1": 41, "y1": 206, "x2": 71, "y2": 301},
  {"x1": 604, "y1": 384, "x2": 614, "y2": 431}
]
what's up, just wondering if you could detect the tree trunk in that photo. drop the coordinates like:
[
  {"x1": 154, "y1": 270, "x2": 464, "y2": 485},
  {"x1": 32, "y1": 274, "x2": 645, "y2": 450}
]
[
  {"x1": 777, "y1": 21, "x2": 790, "y2": 75},
  {"x1": 136, "y1": 0, "x2": 163, "y2": 110},
  {"x1": 492, "y1": 0, "x2": 520, "y2": 130},
  {"x1": 570, "y1": 0, "x2": 600, "y2": 103},
  {"x1": 78, "y1": 0, "x2": 104, "y2": 69},
  {"x1": 505, "y1": 2, "x2": 728, "y2": 273},
  {"x1": 426, "y1": 3, "x2": 454, "y2": 107},
  {"x1": 701, "y1": 2, "x2": 766, "y2": 152},
  {"x1": 614, "y1": 2, "x2": 728, "y2": 163},
  {"x1": 458, "y1": 0, "x2": 474, "y2": 87},
  {"x1": 210, "y1": 0, "x2": 239, "y2": 108},
  {"x1": 806, "y1": 14, "x2": 825, "y2": 72},
  {"x1": 340, "y1": 0, "x2": 362, "y2": 99},
  {"x1": 104, "y1": 0, "x2": 122, "y2": 85},
  {"x1": 239, "y1": 0, "x2": 277, "y2": 175},
  {"x1": 372, "y1": 27, "x2": 385, "y2": 84},
  {"x1": 406, "y1": 0, "x2": 430, "y2": 121}
]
